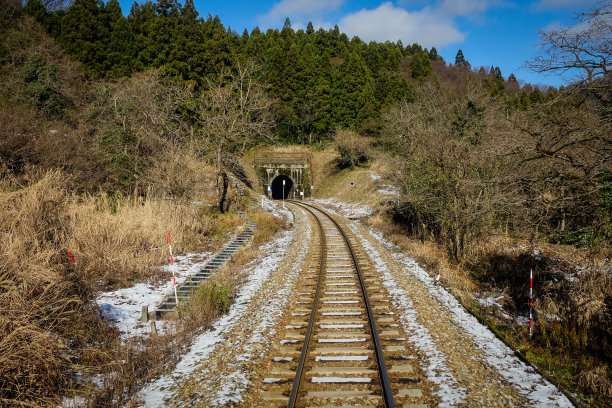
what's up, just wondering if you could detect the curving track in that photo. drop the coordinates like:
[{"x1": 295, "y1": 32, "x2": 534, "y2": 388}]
[{"x1": 257, "y1": 202, "x2": 432, "y2": 408}]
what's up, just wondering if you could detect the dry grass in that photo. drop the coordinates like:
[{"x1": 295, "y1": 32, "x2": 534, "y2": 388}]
[
  {"x1": 366, "y1": 212, "x2": 476, "y2": 298},
  {"x1": 250, "y1": 210, "x2": 288, "y2": 247},
  {"x1": 0, "y1": 170, "x2": 248, "y2": 407},
  {"x1": 0, "y1": 171, "x2": 102, "y2": 407},
  {"x1": 577, "y1": 366, "x2": 612, "y2": 401},
  {"x1": 68, "y1": 195, "x2": 214, "y2": 288}
]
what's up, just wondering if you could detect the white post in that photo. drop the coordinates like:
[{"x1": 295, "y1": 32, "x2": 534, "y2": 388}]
[
  {"x1": 282, "y1": 179, "x2": 286, "y2": 209},
  {"x1": 168, "y1": 233, "x2": 178, "y2": 306}
]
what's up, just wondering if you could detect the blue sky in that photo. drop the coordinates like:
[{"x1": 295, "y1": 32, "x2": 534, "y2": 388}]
[{"x1": 117, "y1": 0, "x2": 601, "y2": 87}]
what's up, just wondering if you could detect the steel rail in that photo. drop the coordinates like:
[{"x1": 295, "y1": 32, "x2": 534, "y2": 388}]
[
  {"x1": 289, "y1": 201, "x2": 395, "y2": 408},
  {"x1": 287, "y1": 202, "x2": 327, "y2": 408}
]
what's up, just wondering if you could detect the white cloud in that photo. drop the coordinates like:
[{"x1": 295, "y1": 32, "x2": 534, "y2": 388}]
[
  {"x1": 339, "y1": 2, "x2": 466, "y2": 48},
  {"x1": 259, "y1": 0, "x2": 345, "y2": 26}
]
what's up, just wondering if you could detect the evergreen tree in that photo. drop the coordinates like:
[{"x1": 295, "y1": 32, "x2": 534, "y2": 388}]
[
  {"x1": 455, "y1": 49, "x2": 466, "y2": 66},
  {"x1": 306, "y1": 21, "x2": 314, "y2": 35},
  {"x1": 244, "y1": 26, "x2": 265, "y2": 62},
  {"x1": 60, "y1": 0, "x2": 108, "y2": 76},
  {"x1": 429, "y1": 46, "x2": 439, "y2": 60},
  {"x1": 294, "y1": 42, "x2": 317, "y2": 141},
  {"x1": 200, "y1": 15, "x2": 233, "y2": 78},
  {"x1": 23, "y1": 0, "x2": 47, "y2": 24},
  {"x1": 410, "y1": 52, "x2": 431, "y2": 79},
  {"x1": 333, "y1": 51, "x2": 375, "y2": 129},
  {"x1": 106, "y1": 13, "x2": 136, "y2": 77},
  {"x1": 311, "y1": 53, "x2": 333, "y2": 135},
  {"x1": 129, "y1": 1, "x2": 158, "y2": 70},
  {"x1": 485, "y1": 66, "x2": 505, "y2": 96},
  {"x1": 492, "y1": 66, "x2": 502, "y2": 80},
  {"x1": 103, "y1": 0, "x2": 135, "y2": 77}
]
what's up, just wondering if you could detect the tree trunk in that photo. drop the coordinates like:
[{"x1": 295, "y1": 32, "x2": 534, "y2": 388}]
[{"x1": 218, "y1": 171, "x2": 229, "y2": 213}]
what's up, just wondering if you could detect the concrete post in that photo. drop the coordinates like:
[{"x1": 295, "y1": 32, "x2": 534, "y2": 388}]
[
  {"x1": 140, "y1": 305, "x2": 149, "y2": 322},
  {"x1": 150, "y1": 321, "x2": 157, "y2": 336}
]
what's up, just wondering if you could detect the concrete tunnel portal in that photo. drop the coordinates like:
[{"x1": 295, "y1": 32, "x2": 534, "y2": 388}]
[
  {"x1": 271, "y1": 175, "x2": 293, "y2": 200},
  {"x1": 254, "y1": 152, "x2": 313, "y2": 200}
]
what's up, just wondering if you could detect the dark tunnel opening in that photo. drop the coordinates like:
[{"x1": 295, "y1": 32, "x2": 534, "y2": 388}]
[{"x1": 271, "y1": 175, "x2": 293, "y2": 200}]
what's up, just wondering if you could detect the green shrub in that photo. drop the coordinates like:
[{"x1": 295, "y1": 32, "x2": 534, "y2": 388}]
[
  {"x1": 193, "y1": 279, "x2": 234, "y2": 316},
  {"x1": 23, "y1": 55, "x2": 65, "y2": 117}
]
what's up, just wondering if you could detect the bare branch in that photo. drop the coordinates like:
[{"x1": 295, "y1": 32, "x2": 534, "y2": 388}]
[{"x1": 525, "y1": 1, "x2": 611, "y2": 86}]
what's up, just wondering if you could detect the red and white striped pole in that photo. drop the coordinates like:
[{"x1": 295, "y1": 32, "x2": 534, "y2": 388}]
[
  {"x1": 529, "y1": 257, "x2": 534, "y2": 337},
  {"x1": 168, "y1": 233, "x2": 179, "y2": 306}
]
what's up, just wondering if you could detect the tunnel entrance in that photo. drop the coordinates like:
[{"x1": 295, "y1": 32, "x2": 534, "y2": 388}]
[
  {"x1": 254, "y1": 151, "x2": 312, "y2": 199},
  {"x1": 271, "y1": 175, "x2": 293, "y2": 200}
]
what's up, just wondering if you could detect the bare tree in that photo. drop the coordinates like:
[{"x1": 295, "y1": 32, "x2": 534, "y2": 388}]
[
  {"x1": 521, "y1": 2, "x2": 612, "y2": 245},
  {"x1": 1, "y1": 0, "x2": 21, "y2": 24},
  {"x1": 525, "y1": 1, "x2": 611, "y2": 86},
  {"x1": 382, "y1": 80, "x2": 516, "y2": 260},
  {"x1": 197, "y1": 61, "x2": 276, "y2": 212}
]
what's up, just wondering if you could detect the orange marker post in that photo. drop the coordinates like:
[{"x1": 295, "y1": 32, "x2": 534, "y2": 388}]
[{"x1": 67, "y1": 251, "x2": 76, "y2": 265}]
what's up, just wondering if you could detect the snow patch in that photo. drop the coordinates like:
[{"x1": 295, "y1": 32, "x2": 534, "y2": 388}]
[
  {"x1": 96, "y1": 252, "x2": 213, "y2": 339},
  {"x1": 309, "y1": 198, "x2": 374, "y2": 219},
  {"x1": 377, "y1": 184, "x2": 399, "y2": 196},
  {"x1": 258, "y1": 195, "x2": 294, "y2": 223},
  {"x1": 476, "y1": 293, "x2": 513, "y2": 321}
]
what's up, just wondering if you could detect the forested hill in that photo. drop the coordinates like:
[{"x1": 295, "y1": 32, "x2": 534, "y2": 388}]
[{"x1": 20, "y1": 0, "x2": 537, "y2": 141}]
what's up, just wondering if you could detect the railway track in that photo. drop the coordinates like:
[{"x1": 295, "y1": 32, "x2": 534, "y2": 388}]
[{"x1": 257, "y1": 202, "x2": 431, "y2": 408}]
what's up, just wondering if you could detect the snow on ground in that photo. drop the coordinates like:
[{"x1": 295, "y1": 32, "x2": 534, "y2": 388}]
[
  {"x1": 138, "y1": 211, "x2": 304, "y2": 407},
  {"x1": 476, "y1": 293, "x2": 513, "y2": 321},
  {"x1": 310, "y1": 197, "x2": 374, "y2": 218},
  {"x1": 377, "y1": 184, "x2": 399, "y2": 196},
  {"x1": 363, "y1": 225, "x2": 573, "y2": 407},
  {"x1": 368, "y1": 170, "x2": 399, "y2": 196},
  {"x1": 96, "y1": 252, "x2": 214, "y2": 339},
  {"x1": 348, "y1": 223, "x2": 466, "y2": 407},
  {"x1": 258, "y1": 195, "x2": 294, "y2": 223}
]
